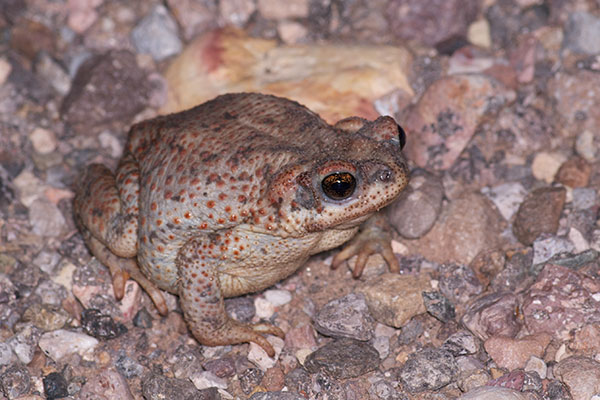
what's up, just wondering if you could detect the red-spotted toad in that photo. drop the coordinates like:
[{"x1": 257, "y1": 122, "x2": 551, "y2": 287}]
[{"x1": 74, "y1": 93, "x2": 409, "y2": 356}]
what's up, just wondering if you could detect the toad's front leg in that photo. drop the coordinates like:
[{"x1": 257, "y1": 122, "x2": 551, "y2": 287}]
[{"x1": 177, "y1": 236, "x2": 285, "y2": 357}]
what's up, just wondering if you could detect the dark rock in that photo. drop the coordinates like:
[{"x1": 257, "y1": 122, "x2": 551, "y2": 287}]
[
  {"x1": 43, "y1": 372, "x2": 69, "y2": 400},
  {"x1": 397, "y1": 318, "x2": 424, "y2": 346},
  {"x1": 422, "y1": 291, "x2": 455, "y2": 323},
  {"x1": 133, "y1": 308, "x2": 153, "y2": 329},
  {"x1": 313, "y1": 293, "x2": 374, "y2": 341},
  {"x1": 513, "y1": 187, "x2": 566, "y2": 246},
  {"x1": 304, "y1": 338, "x2": 380, "y2": 379},
  {"x1": 61, "y1": 50, "x2": 151, "y2": 131},
  {"x1": 490, "y1": 247, "x2": 535, "y2": 293},
  {"x1": 438, "y1": 263, "x2": 483, "y2": 305},
  {"x1": 461, "y1": 292, "x2": 521, "y2": 341},
  {"x1": 399, "y1": 347, "x2": 458, "y2": 392},
  {"x1": 81, "y1": 309, "x2": 127, "y2": 340}
]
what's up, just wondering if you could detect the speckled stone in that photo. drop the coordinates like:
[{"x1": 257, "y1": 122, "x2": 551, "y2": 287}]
[
  {"x1": 512, "y1": 187, "x2": 566, "y2": 246},
  {"x1": 304, "y1": 338, "x2": 380, "y2": 379}
]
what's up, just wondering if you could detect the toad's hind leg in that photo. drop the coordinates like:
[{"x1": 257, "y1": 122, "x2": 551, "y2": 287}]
[
  {"x1": 177, "y1": 237, "x2": 285, "y2": 357},
  {"x1": 74, "y1": 156, "x2": 165, "y2": 312}
]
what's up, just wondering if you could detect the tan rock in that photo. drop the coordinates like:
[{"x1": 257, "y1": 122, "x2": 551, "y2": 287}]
[
  {"x1": 356, "y1": 272, "x2": 431, "y2": 328},
  {"x1": 162, "y1": 28, "x2": 414, "y2": 123}
]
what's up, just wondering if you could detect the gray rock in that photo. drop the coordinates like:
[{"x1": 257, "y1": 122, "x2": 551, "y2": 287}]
[
  {"x1": 142, "y1": 373, "x2": 217, "y2": 400},
  {"x1": 0, "y1": 343, "x2": 14, "y2": 366},
  {"x1": 564, "y1": 12, "x2": 600, "y2": 55},
  {"x1": 61, "y1": 50, "x2": 151, "y2": 130},
  {"x1": 441, "y1": 331, "x2": 479, "y2": 356},
  {"x1": 28, "y1": 199, "x2": 66, "y2": 237},
  {"x1": 131, "y1": 5, "x2": 183, "y2": 61},
  {"x1": 572, "y1": 187, "x2": 597, "y2": 211},
  {"x1": 422, "y1": 291, "x2": 455, "y2": 323},
  {"x1": 532, "y1": 235, "x2": 575, "y2": 265},
  {"x1": 459, "y1": 385, "x2": 533, "y2": 399},
  {"x1": 554, "y1": 356, "x2": 600, "y2": 400},
  {"x1": 313, "y1": 293, "x2": 375, "y2": 341},
  {"x1": 304, "y1": 338, "x2": 380, "y2": 379},
  {"x1": 0, "y1": 365, "x2": 31, "y2": 399},
  {"x1": 482, "y1": 182, "x2": 527, "y2": 221},
  {"x1": 399, "y1": 347, "x2": 458, "y2": 392},
  {"x1": 388, "y1": 169, "x2": 444, "y2": 239}
]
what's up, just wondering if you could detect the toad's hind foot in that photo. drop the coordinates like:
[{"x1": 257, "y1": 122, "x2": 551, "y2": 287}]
[
  {"x1": 86, "y1": 235, "x2": 168, "y2": 315},
  {"x1": 331, "y1": 214, "x2": 399, "y2": 278},
  {"x1": 189, "y1": 318, "x2": 285, "y2": 357}
]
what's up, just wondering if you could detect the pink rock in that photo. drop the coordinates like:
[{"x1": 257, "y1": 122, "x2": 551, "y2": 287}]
[
  {"x1": 404, "y1": 74, "x2": 515, "y2": 171},
  {"x1": 522, "y1": 263, "x2": 600, "y2": 340},
  {"x1": 284, "y1": 324, "x2": 317, "y2": 350},
  {"x1": 484, "y1": 333, "x2": 551, "y2": 371}
]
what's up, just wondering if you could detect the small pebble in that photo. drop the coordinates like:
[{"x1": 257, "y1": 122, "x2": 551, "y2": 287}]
[
  {"x1": 43, "y1": 372, "x2": 69, "y2": 400},
  {"x1": 115, "y1": 355, "x2": 144, "y2": 378},
  {"x1": 28, "y1": 199, "x2": 66, "y2": 237},
  {"x1": 38, "y1": 329, "x2": 99, "y2": 361},
  {"x1": 357, "y1": 272, "x2": 430, "y2": 328},
  {"x1": 190, "y1": 371, "x2": 228, "y2": 390},
  {"x1": 484, "y1": 333, "x2": 551, "y2": 371},
  {"x1": 481, "y1": 182, "x2": 527, "y2": 221},
  {"x1": 0, "y1": 343, "x2": 15, "y2": 366},
  {"x1": 264, "y1": 289, "x2": 292, "y2": 306},
  {"x1": 304, "y1": 338, "x2": 380, "y2": 379},
  {"x1": 81, "y1": 309, "x2": 127, "y2": 340},
  {"x1": 459, "y1": 385, "x2": 531, "y2": 399},
  {"x1": 422, "y1": 291, "x2": 456, "y2": 323},
  {"x1": 532, "y1": 235, "x2": 575, "y2": 265},
  {"x1": 531, "y1": 151, "x2": 567, "y2": 183},
  {"x1": 29, "y1": 128, "x2": 57, "y2": 155},
  {"x1": 0, "y1": 365, "x2": 31, "y2": 399},
  {"x1": 79, "y1": 368, "x2": 134, "y2": 400},
  {"x1": 0, "y1": 57, "x2": 12, "y2": 85},
  {"x1": 563, "y1": 11, "x2": 600, "y2": 55},
  {"x1": 313, "y1": 293, "x2": 375, "y2": 341},
  {"x1": 257, "y1": 0, "x2": 309, "y2": 19},
  {"x1": 248, "y1": 336, "x2": 284, "y2": 371},
  {"x1": 399, "y1": 348, "x2": 458, "y2": 392},
  {"x1": 442, "y1": 331, "x2": 479, "y2": 356},
  {"x1": 131, "y1": 5, "x2": 182, "y2": 61},
  {"x1": 524, "y1": 355, "x2": 547, "y2": 379},
  {"x1": 575, "y1": 130, "x2": 599, "y2": 162},
  {"x1": 513, "y1": 186, "x2": 566, "y2": 246}
]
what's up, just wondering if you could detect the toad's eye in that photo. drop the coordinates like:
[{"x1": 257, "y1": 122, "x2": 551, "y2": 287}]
[
  {"x1": 398, "y1": 124, "x2": 406, "y2": 150},
  {"x1": 321, "y1": 172, "x2": 356, "y2": 200}
]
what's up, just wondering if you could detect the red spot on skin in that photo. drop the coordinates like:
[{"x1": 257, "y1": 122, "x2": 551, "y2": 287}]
[
  {"x1": 206, "y1": 200, "x2": 215, "y2": 208},
  {"x1": 229, "y1": 215, "x2": 237, "y2": 222},
  {"x1": 179, "y1": 176, "x2": 188, "y2": 185},
  {"x1": 240, "y1": 245, "x2": 245, "y2": 250},
  {"x1": 164, "y1": 191, "x2": 173, "y2": 200},
  {"x1": 124, "y1": 178, "x2": 132, "y2": 185},
  {"x1": 184, "y1": 212, "x2": 192, "y2": 219},
  {"x1": 156, "y1": 219, "x2": 163, "y2": 226},
  {"x1": 258, "y1": 208, "x2": 267, "y2": 215},
  {"x1": 189, "y1": 193, "x2": 195, "y2": 199},
  {"x1": 111, "y1": 198, "x2": 118, "y2": 204},
  {"x1": 191, "y1": 177, "x2": 200, "y2": 185},
  {"x1": 220, "y1": 245, "x2": 228, "y2": 252},
  {"x1": 233, "y1": 250, "x2": 239, "y2": 255},
  {"x1": 240, "y1": 210, "x2": 249, "y2": 217},
  {"x1": 157, "y1": 245, "x2": 164, "y2": 253},
  {"x1": 217, "y1": 218, "x2": 225, "y2": 224},
  {"x1": 208, "y1": 214, "x2": 213, "y2": 219},
  {"x1": 224, "y1": 206, "x2": 231, "y2": 213},
  {"x1": 242, "y1": 184, "x2": 250, "y2": 192},
  {"x1": 176, "y1": 164, "x2": 185, "y2": 173},
  {"x1": 191, "y1": 273, "x2": 198, "y2": 278},
  {"x1": 200, "y1": 223, "x2": 208, "y2": 229},
  {"x1": 169, "y1": 234, "x2": 175, "y2": 240},
  {"x1": 219, "y1": 193, "x2": 227, "y2": 201},
  {"x1": 166, "y1": 176, "x2": 173, "y2": 185},
  {"x1": 173, "y1": 217, "x2": 181, "y2": 225}
]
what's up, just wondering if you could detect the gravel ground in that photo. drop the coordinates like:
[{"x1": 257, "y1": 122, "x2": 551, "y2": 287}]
[{"x1": 1, "y1": 0, "x2": 600, "y2": 399}]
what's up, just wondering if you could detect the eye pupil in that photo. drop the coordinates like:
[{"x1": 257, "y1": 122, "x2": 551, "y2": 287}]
[
  {"x1": 322, "y1": 172, "x2": 356, "y2": 200},
  {"x1": 397, "y1": 124, "x2": 406, "y2": 149}
]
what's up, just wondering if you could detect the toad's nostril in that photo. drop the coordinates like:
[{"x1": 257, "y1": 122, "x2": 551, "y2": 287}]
[{"x1": 377, "y1": 168, "x2": 393, "y2": 182}]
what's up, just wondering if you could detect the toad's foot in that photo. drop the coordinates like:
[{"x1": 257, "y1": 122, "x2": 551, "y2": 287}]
[
  {"x1": 87, "y1": 235, "x2": 168, "y2": 315},
  {"x1": 187, "y1": 318, "x2": 285, "y2": 357},
  {"x1": 331, "y1": 214, "x2": 399, "y2": 278}
]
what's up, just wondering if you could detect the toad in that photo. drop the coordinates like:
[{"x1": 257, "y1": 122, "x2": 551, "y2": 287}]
[{"x1": 74, "y1": 93, "x2": 409, "y2": 356}]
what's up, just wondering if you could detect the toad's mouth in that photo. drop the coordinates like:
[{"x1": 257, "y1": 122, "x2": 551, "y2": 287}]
[{"x1": 333, "y1": 213, "x2": 373, "y2": 230}]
